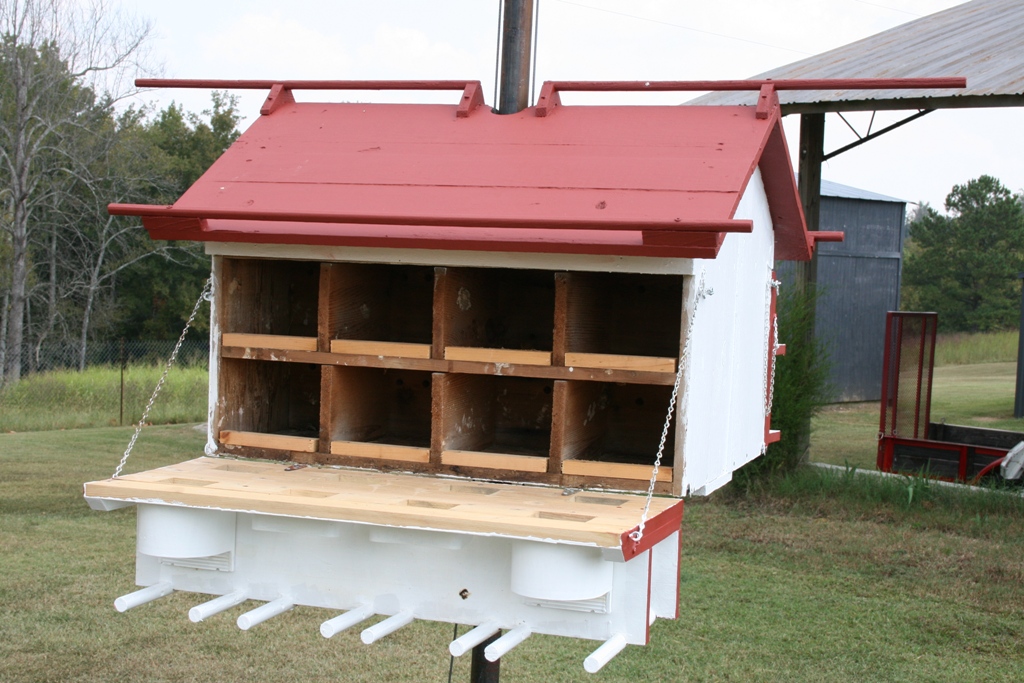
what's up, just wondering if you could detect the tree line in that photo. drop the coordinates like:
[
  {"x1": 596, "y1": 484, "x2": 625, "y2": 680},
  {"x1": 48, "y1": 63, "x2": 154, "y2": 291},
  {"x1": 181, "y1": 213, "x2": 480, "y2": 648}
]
[
  {"x1": 902, "y1": 176, "x2": 1024, "y2": 332},
  {"x1": 0, "y1": 0, "x2": 238, "y2": 385}
]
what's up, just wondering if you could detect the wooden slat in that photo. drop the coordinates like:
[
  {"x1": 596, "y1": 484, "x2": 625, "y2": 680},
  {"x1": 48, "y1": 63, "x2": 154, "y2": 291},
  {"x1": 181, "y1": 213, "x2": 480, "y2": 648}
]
[
  {"x1": 222, "y1": 333, "x2": 318, "y2": 352},
  {"x1": 219, "y1": 430, "x2": 319, "y2": 453},
  {"x1": 331, "y1": 440, "x2": 430, "y2": 463},
  {"x1": 331, "y1": 339, "x2": 432, "y2": 358},
  {"x1": 562, "y1": 459, "x2": 673, "y2": 482},
  {"x1": 563, "y1": 352, "x2": 675, "y2": 373},
  {"x1": 444, "y1": 347, "x2": 551, "y2": 366},
  {"x1": 317, "y1": 263, "x2": 334, "y2": 352},
  {"x1": 84, "y1": 457, "x2": 683, "y2": 549},
  {"x1": 219, "y1": 346, "x2": 676, "y2": 385},
  {"x1": 441, "y1": 450, "x2": 549, "y2": 473}
]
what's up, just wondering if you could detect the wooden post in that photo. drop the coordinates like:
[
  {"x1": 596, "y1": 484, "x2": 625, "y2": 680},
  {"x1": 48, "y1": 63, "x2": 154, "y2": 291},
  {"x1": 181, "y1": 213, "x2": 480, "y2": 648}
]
[
  {"x1": 795, "y1": 112, "x2": 825, "y2": 290},
  {"x1": 792, "y1": 113, "x2": 825, "y2": 461},
  {"x1": 119, "y1": 337, "x2": 126, "y2": 426},
  {"x1": 496, "y1": 0, "x2": 535, "y2": 115},
  {"x1": 1015, "y1": 273, "x2": 1024, "y2": 418}
]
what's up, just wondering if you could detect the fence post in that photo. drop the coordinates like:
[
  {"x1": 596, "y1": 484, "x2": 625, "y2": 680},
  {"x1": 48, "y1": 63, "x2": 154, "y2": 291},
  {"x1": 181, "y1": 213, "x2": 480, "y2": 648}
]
[{"x1": 120, "y1": 338, "x2": 126, "y2": 426}]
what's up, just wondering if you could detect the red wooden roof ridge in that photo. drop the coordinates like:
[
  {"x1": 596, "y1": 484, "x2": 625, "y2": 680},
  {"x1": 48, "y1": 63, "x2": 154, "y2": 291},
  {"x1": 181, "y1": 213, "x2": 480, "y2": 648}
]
[{"x1": 115, "y1": 79, "x2": 959, "y2": 260}]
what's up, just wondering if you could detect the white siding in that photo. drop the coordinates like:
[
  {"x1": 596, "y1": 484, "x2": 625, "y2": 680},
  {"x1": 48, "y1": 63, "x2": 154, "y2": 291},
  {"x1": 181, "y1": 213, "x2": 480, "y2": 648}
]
[{"x1": 679, "y1": 168, "x2": 775, "y2": 495}]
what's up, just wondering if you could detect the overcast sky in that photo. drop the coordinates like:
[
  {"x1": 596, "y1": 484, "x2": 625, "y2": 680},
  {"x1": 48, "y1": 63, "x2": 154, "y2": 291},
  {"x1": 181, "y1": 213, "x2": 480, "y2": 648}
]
[{"x1": 120, "y1": 0, "x2": 1021, "y2": 210}]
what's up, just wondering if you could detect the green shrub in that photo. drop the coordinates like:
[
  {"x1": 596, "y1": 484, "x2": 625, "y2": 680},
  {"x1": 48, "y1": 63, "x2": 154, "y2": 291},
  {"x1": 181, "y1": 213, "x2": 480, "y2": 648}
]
[{"x1": 734, "y1": 285, "x2": 832, "y2": 485}]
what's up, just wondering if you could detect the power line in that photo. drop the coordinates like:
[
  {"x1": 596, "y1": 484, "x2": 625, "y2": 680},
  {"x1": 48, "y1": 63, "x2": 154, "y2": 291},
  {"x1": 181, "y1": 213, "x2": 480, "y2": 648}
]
[
  {"x1": 549, "y1": 0, "x2": 814, "y2": 56},
  {"x1": 852, "y1": 0, "x2": 923, "y2": 18}
]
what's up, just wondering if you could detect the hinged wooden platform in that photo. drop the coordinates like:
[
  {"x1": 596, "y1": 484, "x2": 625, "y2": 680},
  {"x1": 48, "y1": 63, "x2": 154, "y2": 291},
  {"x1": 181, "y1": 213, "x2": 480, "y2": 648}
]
[{"x1": 84, "y1": 457, "x2": 682, "y2": 556}]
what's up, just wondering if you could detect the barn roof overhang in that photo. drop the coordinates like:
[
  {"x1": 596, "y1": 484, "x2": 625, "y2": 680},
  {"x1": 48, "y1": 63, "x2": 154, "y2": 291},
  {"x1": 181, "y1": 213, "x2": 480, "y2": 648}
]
[
  {"x1": 689, "y1": 0, "x2": 1024, "y2": 116},
  {"x1": 110, "y1": 80, "x2": 955, "y2": 262}
]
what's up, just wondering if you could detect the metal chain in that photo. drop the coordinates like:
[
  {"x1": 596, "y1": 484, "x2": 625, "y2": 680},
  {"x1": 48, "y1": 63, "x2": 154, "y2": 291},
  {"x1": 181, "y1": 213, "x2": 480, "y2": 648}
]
[
  {"x1": 766, "y1": 312, "x2": 780, "y2": 414},
  {"x1": 631, "y1": 270, "x2": 711, "y2": 543},
  {"x1": 112, "y1": 275, "x2": 214, "y2": 479},
  {"x1": 760, "y1": 274, "x2": 781, "y2": 455},
  {"x1": 763, "y1": 274, "x2": 782, "y2": 417}
]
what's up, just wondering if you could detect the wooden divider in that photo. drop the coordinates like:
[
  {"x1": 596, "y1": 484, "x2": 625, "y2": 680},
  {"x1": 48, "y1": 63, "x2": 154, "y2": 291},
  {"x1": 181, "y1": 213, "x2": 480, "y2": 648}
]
[{"x1": 214, "y1": 256, "x2": 688, "y2": 494}]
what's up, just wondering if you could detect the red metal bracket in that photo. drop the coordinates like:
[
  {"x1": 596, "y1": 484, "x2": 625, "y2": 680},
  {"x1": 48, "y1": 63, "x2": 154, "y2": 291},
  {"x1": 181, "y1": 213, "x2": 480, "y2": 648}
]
[
  {"x1": 456, "y1": 82, "x2": 485, "y2": 118},
  {"x1": 260, "y1": 84, "x2": 295, "y2": 116},
  {"x1": 535, "y1": 81, "x2": 562, "y2": 117},
  {"x1": 755, "y1": 83, "x2": 776, "y2": 120},
  {"x1": 108, "y1": 204, "x2": 761, "y2": 234},
  {"x1": 810, "y1": 231, "x2": 845, "y2": 243},
  {"x1": 620, "y1": 500, "x2": 683, "y2": 561}
]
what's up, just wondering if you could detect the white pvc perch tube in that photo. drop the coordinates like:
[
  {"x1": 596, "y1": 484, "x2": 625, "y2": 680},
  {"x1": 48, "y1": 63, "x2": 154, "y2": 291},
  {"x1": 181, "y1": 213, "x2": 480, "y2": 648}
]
[
  {"x1": 484, "y1": 625, "x2": 532, "y2": 662},
  {"x1": 583, "y1": 634, "x2": 628, "y2": 674},
  {"x1": 360, "y1": 611, "x2": 414, "y2": 644},
  {"x1": 114, "y1": 582, "x2": 173, "y2": 613},
  {"x1": 320, "y1": 604, "x2": 375, "y2": 638},
  {"x1": 449, "y1": 620, "x2": 501, "y2": 657},
  {"x1": 189, "y1": 590, "x2": 247, "y2": 623},
  {"x1": 236, "y1": 597, "x2": 294, "y2": 630}
]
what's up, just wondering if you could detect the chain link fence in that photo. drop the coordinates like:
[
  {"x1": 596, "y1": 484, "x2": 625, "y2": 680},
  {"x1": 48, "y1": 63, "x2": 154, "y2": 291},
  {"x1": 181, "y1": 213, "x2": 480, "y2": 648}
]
[{"x1": 0, "y1": 340, "x2": 210, "y2": 432}]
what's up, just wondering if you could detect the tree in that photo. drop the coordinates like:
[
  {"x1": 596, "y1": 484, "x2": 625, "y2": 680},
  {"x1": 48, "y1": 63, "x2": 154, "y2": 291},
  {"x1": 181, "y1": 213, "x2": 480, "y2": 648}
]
[
  {"x1": 0, "y1": 0, "x2": 150, "y2": 383},
  {"x1": 106, "y1": 93, "x2": 240, "y2": 342},
  {"x1": 902, "y1": 176, "x2": 1024, "y2": 332}
]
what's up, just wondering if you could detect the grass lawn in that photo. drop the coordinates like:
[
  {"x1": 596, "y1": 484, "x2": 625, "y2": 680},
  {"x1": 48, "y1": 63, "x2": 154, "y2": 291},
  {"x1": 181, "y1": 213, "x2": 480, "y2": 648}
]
[
  {"x1": 0, "y1": 365, "x2": 209, "y2": 432},
  {"x1": 2, "y1": 423, "x2": 1023, "y2": 682}
]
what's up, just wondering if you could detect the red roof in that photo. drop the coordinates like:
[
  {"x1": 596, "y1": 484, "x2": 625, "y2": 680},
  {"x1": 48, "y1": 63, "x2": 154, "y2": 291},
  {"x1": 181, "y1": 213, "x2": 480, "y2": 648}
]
[{"x1": 112, "y1": 81, "x2": 819, "y2": 260}]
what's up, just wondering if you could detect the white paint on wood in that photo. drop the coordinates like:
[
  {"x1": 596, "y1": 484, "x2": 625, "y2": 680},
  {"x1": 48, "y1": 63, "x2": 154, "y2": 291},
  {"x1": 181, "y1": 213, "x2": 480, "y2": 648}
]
[
  {"x1": 205, "y1": 242, "x2": 696, "y2": 276},
  {"x1": 206, "y1": 257, "x2": 222, "y2": 456},
  {"x1": 679, "y1": 168, "x2": 775, "y2": 496},
  {"x1": 117, "y1": 503, "x2": 677, "y2": 645}
]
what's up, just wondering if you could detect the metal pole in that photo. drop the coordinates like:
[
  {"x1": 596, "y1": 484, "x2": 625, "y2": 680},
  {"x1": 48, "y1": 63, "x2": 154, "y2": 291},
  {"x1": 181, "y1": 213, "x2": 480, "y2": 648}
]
[
  {"x1": 471, "y1": 631, "x2": 502, "y2": 683},
  {"x1": 1015, "y1": 273, "x2": 1024, "y2": 418},
  {"x1": 496, "y1": 0, "x2": 535, "y2": 114},
  {"x1": 119, "y1": 337, "x2": 126, "y2": 426},
  {"x1": 476, "y1": 1, "x2": 536, "y2": 676}
]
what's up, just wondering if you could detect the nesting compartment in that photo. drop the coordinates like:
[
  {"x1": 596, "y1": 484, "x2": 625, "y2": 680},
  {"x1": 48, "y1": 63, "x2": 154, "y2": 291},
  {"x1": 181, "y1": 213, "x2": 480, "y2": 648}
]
[
  {"x1": 218, "y1": 358, "x2": 321, "y2": 454},
  {"x1": 438, "y1": 267, "x2": 555, "y2": 366},
  {"x1": 326, "y1": 366, "x2": 433, "y2": 463},
  {"x1": 558, "y1": 272, "x2": 683, "y2": 373},
  {"x1": 325, "y1": 263, "x2": 434, "y2": 358},
  {"x1": 212, "y1": 256, "x2": 687, "y2": 493},
  {"x1": 219, "y1": 258, "x2": 319, "y2": 351}
]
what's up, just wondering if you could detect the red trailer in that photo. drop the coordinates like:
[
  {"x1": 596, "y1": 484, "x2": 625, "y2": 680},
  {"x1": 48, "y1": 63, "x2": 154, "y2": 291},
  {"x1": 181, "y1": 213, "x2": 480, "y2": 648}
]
[{"x1": 877, "y1": 311, "x2": 1024, "y2": 484}]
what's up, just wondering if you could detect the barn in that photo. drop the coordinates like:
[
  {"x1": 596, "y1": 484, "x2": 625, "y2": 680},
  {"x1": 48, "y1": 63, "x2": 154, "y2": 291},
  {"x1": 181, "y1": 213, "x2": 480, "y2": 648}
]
[{"x1": 779, "y1": 179, "x2": 907, "y2": 402}]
